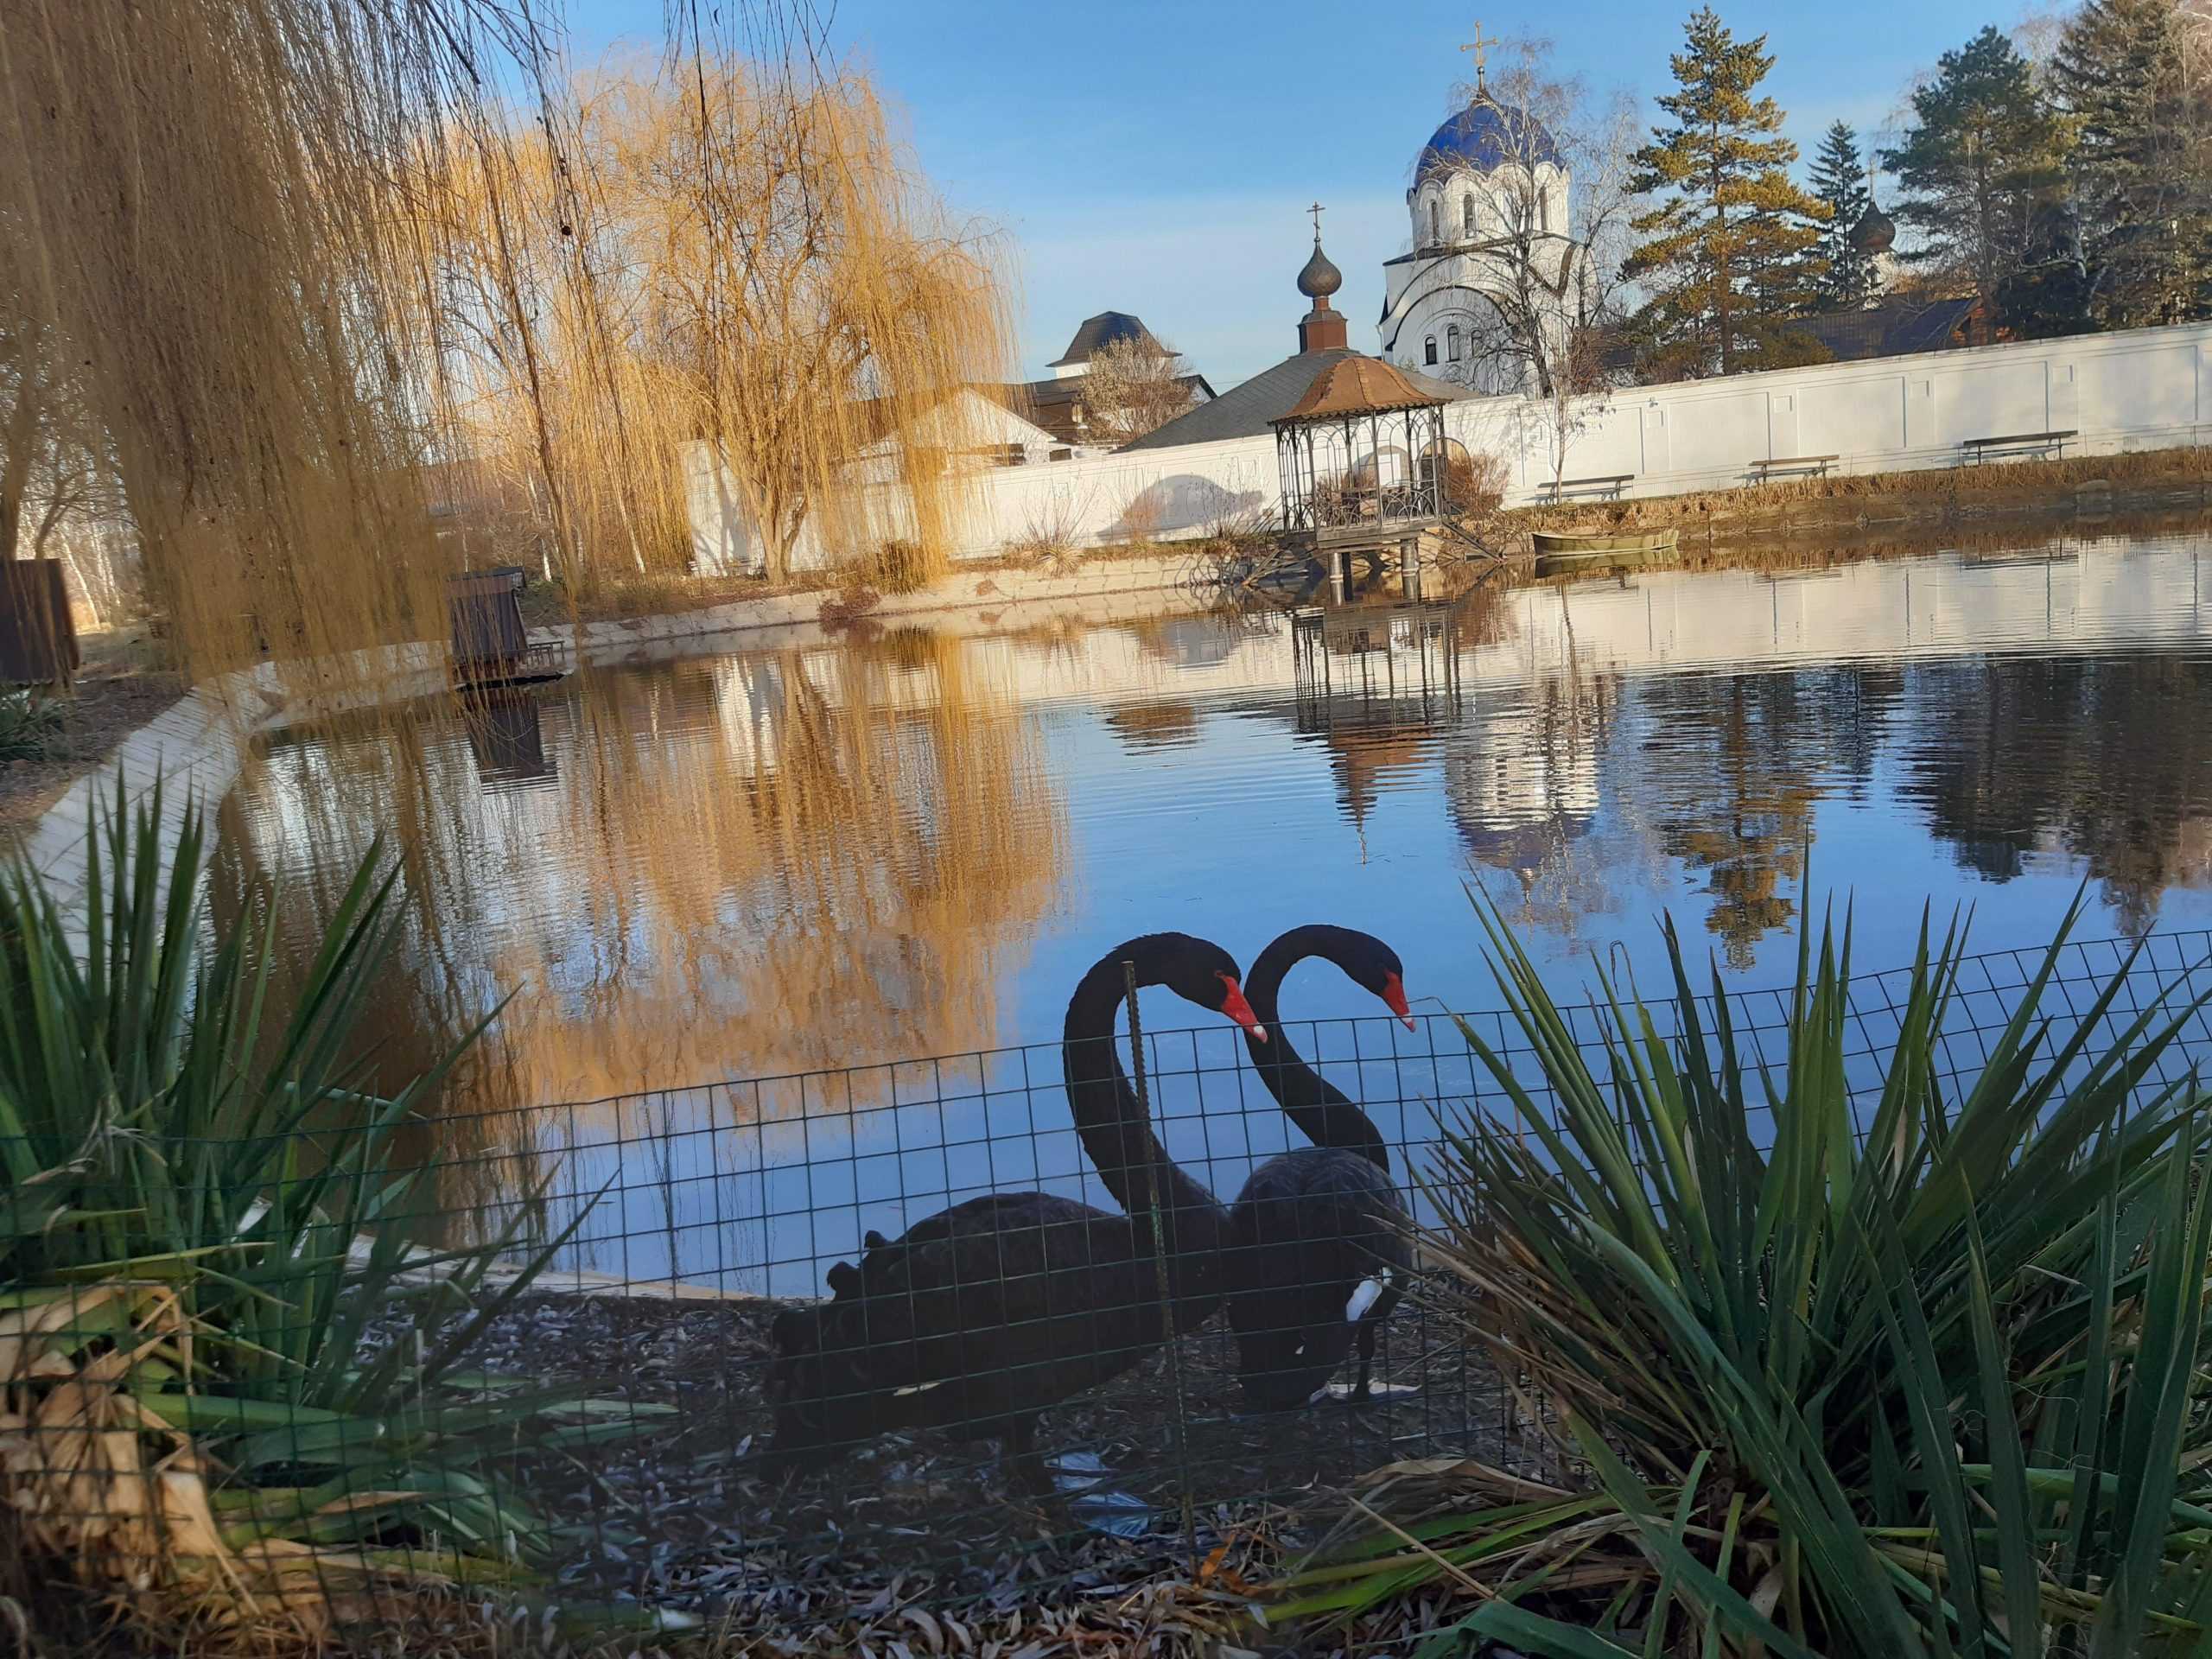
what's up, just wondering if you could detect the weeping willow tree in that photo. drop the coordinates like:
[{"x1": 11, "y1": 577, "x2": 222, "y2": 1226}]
[
  {"x1": 0, "y1": 0, "x2": 1014, "y2": 692},
  {"x1": 0, "y1": 0, "x2": 524, "y2": 690},
  {"x1": 411, "y1": 54, "x2": 1013, "y2": 590}
]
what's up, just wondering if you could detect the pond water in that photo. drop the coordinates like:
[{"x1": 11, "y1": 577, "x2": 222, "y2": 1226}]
[{"x1": 223, "y1": 528, "x2": 2212, "y2": 1292}]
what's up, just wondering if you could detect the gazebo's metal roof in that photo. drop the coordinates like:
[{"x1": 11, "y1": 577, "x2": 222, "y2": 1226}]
[
  {"x1": 1276, "y1": 354, "x2": 1450, "y2": 423},
  {"x1": 1119, "y1": 350, "x2": 1465, "y2": 452}
]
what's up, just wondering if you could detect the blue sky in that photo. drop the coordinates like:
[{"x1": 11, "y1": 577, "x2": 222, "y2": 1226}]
[{"x1": 566, "y1": 2, "x2": 2018, "y2": 386}]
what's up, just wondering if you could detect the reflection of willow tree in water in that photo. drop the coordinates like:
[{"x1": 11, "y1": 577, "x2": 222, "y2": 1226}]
[
  {"x1": 529, "y1": 632, "x2": 1069, "y2": 1095},
  {"x1": 1897, "y1": 656, "x2": 2212, "y2": 936},
  {"x1": 224, "y1": 629, "x2": 1068, "y2": 1119},
  {"x1": 1638, "y1": 667, "x2": 1900, "y2": 969}
]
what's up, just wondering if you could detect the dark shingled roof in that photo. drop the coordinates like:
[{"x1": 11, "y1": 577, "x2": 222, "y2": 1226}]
[
  {"x1": 1047, "y1": 310, "x2": 1160, "y2": 368},
  {"x1": 1117, "y1": 350, "x2": 1469, "y2": 453},
  {"x1": 1789, "y1": 297, "x2": 1981, "y2": 364}
]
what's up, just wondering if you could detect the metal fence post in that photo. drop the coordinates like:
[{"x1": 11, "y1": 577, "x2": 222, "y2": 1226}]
[{"x1": 1123, "y1": 958, "x2": 1199, "y2": 1569}]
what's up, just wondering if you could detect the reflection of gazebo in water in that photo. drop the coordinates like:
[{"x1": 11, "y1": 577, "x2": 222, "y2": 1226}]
[
  {"x1": 1291, "y1": 598, "x2": 1471, "y2": 826},
  {"x1": 1293, "y1": 599, "x2": 1467, "y2": 731}
]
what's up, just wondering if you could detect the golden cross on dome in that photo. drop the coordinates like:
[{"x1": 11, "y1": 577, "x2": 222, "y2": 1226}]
[
  {"x1": 1308, "y1": 201, "x2": 1325, "y2": 241},
  {"x1": 1459, "y1": 21, "x2": 1499, "y2": 90}
]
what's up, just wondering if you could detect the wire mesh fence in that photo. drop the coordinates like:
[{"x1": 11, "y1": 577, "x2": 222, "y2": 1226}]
[{"x1": 5, "y1": 925, "x2": 2212, "y2": 1645}]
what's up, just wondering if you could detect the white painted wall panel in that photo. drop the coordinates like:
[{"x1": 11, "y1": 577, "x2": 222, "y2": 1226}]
[
  {"x1": 1665, "y1": 387, "x2": 1771, "y2": 474},
  {"x1": 2077, "y1": 344, "x2": 2197, "y2": 431},
  {"x1": 1800, "y1": 372, "x2": 1906, "y2": 456},
  {"x1": 1938, "y1": 360, "x2": 2050, "y2": 442}
]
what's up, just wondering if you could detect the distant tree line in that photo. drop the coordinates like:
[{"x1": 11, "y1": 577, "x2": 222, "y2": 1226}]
[{"x1": 1622, "y1": 0, "x2": 2212, "y2": 378}]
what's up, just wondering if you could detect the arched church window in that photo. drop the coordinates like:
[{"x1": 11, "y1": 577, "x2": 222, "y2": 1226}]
[
  {"x1": 1462, "y1": 194, "x2": 1476, "y2": 237},
  {"x1": 1427, "y1": 200, "x2": 1440, "y2": 244},
  {"x1": 1446, "y1": 323, "x2": 1462, "y2": 362},
  {"x1": 1423, "y1": 335, "x2": 1438, "y2": 365},
  {"x1": 1538, "y1": 190, "x2": 1549, "y2": 232}
]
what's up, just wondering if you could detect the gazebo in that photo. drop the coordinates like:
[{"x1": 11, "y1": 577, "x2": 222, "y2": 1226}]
[
  {"x1": 1265, "y1": 222, "x2": 1454, "y2": 582},
  {"x1": 1272, "y1": 357, "x2": 1452, "y2": 538}
]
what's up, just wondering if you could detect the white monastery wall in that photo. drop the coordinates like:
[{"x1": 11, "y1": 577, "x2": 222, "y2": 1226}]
[{"x1": 686, "y1": 320, "x2": 2212, "y2": 573}]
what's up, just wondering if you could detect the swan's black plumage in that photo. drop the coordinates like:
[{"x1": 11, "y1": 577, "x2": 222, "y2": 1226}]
[
  {"x1": 1227, "y1": 925, "x2": 1414, "y2": 1411},
  {"x1": 765, "y1": 933, "x2": 1253, "y2": 1481}
]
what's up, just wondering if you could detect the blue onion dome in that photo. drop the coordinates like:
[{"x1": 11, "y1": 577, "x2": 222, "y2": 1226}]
[
  {"x1": 1417, "y1": 96, "x2": 1560, "y2": 178},
  {"x1": 1297, "y1": 238, "x2": 1343, "y2": 299}
]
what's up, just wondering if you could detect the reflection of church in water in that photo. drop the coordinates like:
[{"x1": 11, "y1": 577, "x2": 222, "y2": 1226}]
[{"x1": 1442, "y1": 673, "x2": 1610, "y2": 882}]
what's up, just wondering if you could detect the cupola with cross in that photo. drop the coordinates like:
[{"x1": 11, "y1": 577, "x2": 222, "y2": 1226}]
[{"x1": 1378, "y1": 22, "x2": 1575, "y2": 397}]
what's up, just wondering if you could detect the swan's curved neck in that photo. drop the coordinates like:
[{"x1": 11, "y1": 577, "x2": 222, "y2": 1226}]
[
  {"x1": 1062, "y1": 949, "x2": 1224, "y2": 1234},
  {"x1": 1244, "y1": 932, "x2": 1391, "y2": 1172}
]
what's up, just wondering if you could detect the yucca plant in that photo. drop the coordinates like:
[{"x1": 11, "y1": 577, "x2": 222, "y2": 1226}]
[
  {"x1": 0, "y1": 690, "x2": 61, "y2": 765},
  {"x1": 1274, "y1": 893, "x2": 2212, "y2": 1657},
  {"x1": 0, "y1": 778, "x2": 669, "y2": 1646}
]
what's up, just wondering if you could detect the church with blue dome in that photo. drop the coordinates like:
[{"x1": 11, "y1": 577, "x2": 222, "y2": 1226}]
[{"x1": 1378, "y1": 75, "x2": 1573, "y2": 397}]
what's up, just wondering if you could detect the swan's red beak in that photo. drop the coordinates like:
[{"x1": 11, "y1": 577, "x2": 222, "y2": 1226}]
[
  {"x1": 1219, "y1": 977, "x2": 1267, "y2": 1042},
  {"x1": 1382, "y1": 971, "x2": 1416, "y2": 1032}
]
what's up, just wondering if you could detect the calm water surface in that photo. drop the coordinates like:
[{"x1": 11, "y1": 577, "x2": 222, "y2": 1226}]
[{"x1": 224, "y1": 530, "x2": 2212, "y2": 1289}]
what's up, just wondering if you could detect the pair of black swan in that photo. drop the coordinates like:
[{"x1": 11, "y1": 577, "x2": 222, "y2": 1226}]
[
  {"x1": 765, "y1": 926, "x2": 1414, "y2": 1482},
  {"x1": 764, "y1": 934, "x2": 1260, "y2": 1485}
]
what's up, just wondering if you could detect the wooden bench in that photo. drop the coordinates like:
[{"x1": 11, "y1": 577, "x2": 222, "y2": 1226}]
[
  {"x1": 1749, "y1": 454, "x2": 1839, "y2": 481},
  {"x1": 1534, "y1": 473, "x2": 1634, "y2": 502},
  {"x1": 1960, "y1": 429, "x2": 2078, "y2": 464}
]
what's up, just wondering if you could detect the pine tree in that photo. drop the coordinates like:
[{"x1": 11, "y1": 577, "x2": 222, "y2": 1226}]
[
  {"x1": 2050, "y1": 0, "x2": 2212, "y2": 327},
  {"x1": 1881, "y1": 27, "x2": 2069, "y2": 318},
  {"x1": 1808, "y1": 121, "x2": 1879, "y2": 310},
  {"x1": 1624, "y1": 7, "x2": 1829, "y2": 378}
]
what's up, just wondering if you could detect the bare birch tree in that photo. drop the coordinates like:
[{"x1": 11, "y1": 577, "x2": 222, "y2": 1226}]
[
  {"x1": 1074, "y1": 337, "x2": 1199, "y2": 445},
  {"x1": 1437, "y1": 41, "x2": 1640, "y2": 492}
]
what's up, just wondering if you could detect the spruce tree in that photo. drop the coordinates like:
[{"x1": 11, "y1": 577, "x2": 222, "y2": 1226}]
[
  {"x1": 1808, "y1": 121, "x2": 1879, "y2": 310},
  {"x1": 1624, "y1": 7, "x2": 1828, "y2": 377},
  {"x1": 2050, "y1": 0, "x2": 2212, "y2": 327},
  {"x1": 1881, "y1": 27, "x2": 2068, "y2": 318}
]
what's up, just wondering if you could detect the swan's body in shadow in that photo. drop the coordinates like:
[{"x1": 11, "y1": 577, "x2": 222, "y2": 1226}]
[
  {"x1": 1226, "y1": 925, "x2": 1414, "y2": 1411},
  {"x1": 765, "y1": 932, "x2": 1252, "y2": 1484}
]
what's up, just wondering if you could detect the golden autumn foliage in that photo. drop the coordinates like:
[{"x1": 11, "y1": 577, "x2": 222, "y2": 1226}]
[{"x1": 0, "y1": 0, "x2": 1014, "y2": 697}]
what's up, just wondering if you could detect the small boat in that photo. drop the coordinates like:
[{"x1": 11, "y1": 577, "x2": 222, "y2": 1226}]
[
  {"x1": 1530, "y1": 528, "x2": 1680, "y2": 556},
  {"x1": 1531, "y1": 527, "x2": 1679, "y2": 577}
]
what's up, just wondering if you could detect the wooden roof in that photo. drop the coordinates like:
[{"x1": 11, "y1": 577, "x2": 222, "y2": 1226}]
[{"x1": 1277, "y1": 354, "x2": 1449, "y2": 423}]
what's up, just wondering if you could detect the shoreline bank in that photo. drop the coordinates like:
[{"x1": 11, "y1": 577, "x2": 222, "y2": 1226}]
[
  {"x1": 16, "y1": 486, "x2": 2209, "y2": 912},
  {"x1": 1505, "y1": 446, "x2": 2210, "y2": 548}
]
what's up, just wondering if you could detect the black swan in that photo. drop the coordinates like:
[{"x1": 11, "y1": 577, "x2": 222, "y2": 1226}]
[
  {"x1": 765, "y1": 932, "x2": 1257, "y2": 1484},
  {"x1": 1226, "y1": 925, "x2": 1416, "y2": 1411}
]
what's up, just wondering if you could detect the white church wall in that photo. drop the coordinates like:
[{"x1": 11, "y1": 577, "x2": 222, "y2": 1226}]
[{"x1": 684, "y1": 319, "x2": 2212, "y2": 571}]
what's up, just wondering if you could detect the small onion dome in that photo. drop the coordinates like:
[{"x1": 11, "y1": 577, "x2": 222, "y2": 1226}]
[
  {"x1": 1297, "y1": 238, "x2": 1344, "y2": 300},
  {"x1": 1849, "y1": 202, "x2": 1897, "y2": 256}
]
